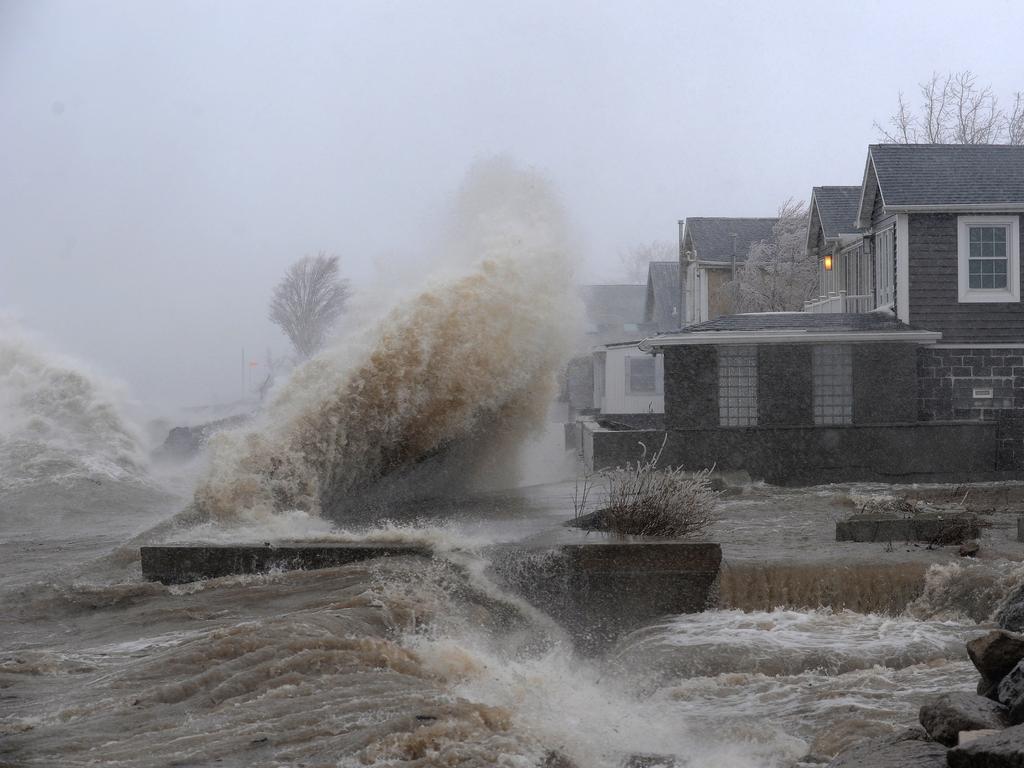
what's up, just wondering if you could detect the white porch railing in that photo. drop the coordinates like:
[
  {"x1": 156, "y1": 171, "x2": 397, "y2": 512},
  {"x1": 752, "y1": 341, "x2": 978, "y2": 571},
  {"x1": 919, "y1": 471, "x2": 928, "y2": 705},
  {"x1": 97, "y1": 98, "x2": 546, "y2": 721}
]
[{"x1": 804, "y1": 291, "x2": 875, "y2": 314}]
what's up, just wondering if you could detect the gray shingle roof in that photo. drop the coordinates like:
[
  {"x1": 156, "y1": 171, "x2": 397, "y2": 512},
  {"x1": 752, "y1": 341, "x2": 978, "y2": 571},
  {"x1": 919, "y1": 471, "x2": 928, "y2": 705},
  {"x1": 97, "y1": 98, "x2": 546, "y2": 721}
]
[
  {"x1": 683, "y1": 217, "x2": 777, "y2": 264},
  {"x1": 811, "y1": 186, "x2": 863, "y2": 239},
  {"x1": 644, "y1": 261, "x2": 680, "y2": 331},
  {"x1": 869, "y1": 144, "x2": 1024, "y2": 208},
  {"x1": 671, "y1": 311, "x2": 922, "y2": 334},
  {"x1": 579, "y1": 284, "x2": 648, "y2": 344}
]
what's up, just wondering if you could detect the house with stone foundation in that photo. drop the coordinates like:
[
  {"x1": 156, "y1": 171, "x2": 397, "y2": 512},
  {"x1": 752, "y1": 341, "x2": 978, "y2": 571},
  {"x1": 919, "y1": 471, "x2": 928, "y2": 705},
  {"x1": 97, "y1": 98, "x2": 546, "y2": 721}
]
[{"x1": 582, "y1": 144, "x2": 1024, "y2": 483}]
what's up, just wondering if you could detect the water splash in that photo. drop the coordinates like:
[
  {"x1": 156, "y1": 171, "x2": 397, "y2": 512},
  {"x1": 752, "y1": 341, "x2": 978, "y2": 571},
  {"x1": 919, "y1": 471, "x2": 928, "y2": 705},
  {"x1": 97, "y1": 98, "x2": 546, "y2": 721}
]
[
  {"x1": 0, "y1": 322, "x2": 147, "y2": 492},
  {"x1": 194, "y1": 160, "x2": 578, "y2": 524}
]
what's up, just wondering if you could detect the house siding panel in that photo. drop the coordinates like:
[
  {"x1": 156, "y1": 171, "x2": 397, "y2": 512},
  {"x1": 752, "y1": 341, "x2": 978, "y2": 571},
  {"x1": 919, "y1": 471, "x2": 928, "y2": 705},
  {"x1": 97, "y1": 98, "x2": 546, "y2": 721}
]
[
  {"x1": 664, "y1": 346, "x2": 718, "y2": 429},
  {"x1": 757, "y1": 345, "x2": 813, "y2": 425},
  {"x1": 852, "y1": 343, "x2": 918, "y2": 423},
  {"x1": 908, "y1": 213, "x2": 1024, "y2": 342}
]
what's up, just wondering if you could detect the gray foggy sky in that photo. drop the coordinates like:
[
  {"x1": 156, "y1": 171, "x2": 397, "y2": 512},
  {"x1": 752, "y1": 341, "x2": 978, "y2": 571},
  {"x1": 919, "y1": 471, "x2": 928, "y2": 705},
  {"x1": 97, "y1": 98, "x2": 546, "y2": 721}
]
[{"x1": 3, "y1": 0, "x2": 1024, "y2": 412}]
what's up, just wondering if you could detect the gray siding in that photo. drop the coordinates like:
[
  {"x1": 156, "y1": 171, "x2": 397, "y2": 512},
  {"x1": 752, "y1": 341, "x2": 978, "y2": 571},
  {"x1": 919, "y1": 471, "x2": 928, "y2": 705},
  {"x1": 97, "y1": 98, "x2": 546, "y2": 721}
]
[
  {"x1": 852, "y1": 343, "x2": 918, "y2": 423},
  {"x1": 907, "y1": 213, "x2": 1024, "y2": 342},
  {"x1": 664, "y1": 346, "x2": 718, "y2": 429}
]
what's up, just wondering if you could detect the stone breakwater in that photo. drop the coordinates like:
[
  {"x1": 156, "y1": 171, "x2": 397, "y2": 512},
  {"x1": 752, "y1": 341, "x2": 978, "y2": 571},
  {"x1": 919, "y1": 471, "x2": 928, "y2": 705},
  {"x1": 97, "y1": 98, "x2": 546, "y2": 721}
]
[{"x1": 826, "y1": 604, "x2": 1024, "y2": 766}]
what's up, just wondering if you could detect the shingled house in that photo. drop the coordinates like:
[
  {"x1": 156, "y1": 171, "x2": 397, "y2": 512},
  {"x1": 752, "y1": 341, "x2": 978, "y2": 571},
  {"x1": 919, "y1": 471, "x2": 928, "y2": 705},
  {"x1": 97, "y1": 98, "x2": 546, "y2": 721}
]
[
  {"x1": 581, "y1": 144, "x2": 1024, "y2": 482},
  {"x1": 805, "y1": 186, "x2": 870, "y2": 313},
  {"x1": 679, "y1": 217, "x2": 777, "y2": 325}
]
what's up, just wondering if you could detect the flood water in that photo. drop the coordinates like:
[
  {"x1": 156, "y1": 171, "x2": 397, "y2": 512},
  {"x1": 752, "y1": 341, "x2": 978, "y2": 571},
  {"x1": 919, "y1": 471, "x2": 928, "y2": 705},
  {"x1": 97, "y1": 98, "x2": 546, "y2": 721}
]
[{"x1": 5, "y1": 443, "x2": 1024, "y2": 767}]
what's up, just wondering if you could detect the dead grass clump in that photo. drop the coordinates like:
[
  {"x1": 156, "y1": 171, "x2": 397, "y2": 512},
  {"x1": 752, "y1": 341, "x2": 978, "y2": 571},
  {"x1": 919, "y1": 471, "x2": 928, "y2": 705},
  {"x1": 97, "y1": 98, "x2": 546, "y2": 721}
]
[{"x1": 599, "y1": 439, "x2": 718, "y2": 538}]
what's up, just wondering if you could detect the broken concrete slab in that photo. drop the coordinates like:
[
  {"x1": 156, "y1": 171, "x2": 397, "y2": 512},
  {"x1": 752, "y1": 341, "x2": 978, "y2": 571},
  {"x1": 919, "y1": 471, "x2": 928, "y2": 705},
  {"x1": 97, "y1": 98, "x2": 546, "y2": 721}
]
[
  {"x1": 140, "y1": 543, "x2": 431, "y2": 585},
  {"x1": 947, "y1": 722, "x2": 1024, "y2": 767},
  {"x1": 835, "y1": 516, "x2": 980, "y2": 543}
]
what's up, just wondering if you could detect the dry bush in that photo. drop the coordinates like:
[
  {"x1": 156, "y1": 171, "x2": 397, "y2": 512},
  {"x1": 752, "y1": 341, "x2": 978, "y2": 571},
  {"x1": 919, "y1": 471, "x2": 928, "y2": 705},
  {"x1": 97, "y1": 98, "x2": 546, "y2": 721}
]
[{"x1": 599, "y1": 439, "x2": 718, "y2": 538}]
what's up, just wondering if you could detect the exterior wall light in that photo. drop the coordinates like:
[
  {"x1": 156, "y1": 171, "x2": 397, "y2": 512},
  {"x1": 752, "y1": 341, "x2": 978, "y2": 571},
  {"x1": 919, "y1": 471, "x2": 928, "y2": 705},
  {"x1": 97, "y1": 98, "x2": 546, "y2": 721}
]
[{"x1": 824, "y1": 255, "x2": 833, "y2": 271}]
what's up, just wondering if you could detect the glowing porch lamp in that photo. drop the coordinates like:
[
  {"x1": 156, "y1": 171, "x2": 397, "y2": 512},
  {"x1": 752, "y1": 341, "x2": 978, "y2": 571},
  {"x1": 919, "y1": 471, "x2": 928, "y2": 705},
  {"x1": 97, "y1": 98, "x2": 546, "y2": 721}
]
[{"x1": 823, "y1": 254, "x2": 833, "y2": 271}]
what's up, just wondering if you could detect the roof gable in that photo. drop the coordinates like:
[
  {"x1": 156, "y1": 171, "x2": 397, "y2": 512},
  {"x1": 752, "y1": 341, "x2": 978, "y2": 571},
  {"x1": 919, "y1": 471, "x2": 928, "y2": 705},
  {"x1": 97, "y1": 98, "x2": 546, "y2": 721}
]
[
  {"x1": 682, "y1": 217, "x2": 777, "y2": 264},
  {"x1": 811, "y1": 186, "x2": 863, "y2": 239},
  {"x1": 644, "y1": 261, "x2": 681, "y2": 331},
  {"x1": 865, "y1": 144, "x2": 1024, "y2": 213}
]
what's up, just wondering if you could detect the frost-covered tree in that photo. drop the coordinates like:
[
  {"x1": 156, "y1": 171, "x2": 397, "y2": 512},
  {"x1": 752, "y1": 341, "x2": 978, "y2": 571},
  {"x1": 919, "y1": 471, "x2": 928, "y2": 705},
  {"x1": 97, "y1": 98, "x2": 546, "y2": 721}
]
[
  {"x1": 618, "y1": 240, "x2": 677, "y2": 284},
  {"x1": 724, "y1": 199, "x2": 814, "y2": 313},
  {"x1": 876, "y1": 71, "x2": 1024, "y2": 145},
  {"x1": 269, "y1": 253, "x2": 350, "y2": 360}
]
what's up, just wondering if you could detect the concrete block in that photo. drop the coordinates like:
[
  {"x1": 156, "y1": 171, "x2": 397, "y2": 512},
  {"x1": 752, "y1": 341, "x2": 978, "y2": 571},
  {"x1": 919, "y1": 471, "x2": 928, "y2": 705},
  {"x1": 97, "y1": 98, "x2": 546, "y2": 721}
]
[
  {"x1": 835, "y1": 516, "x2": 979, "y2": 543},
  {"x1": 140, "y1": 543, "x2": 431, "y2": 585},
  {"x1": 491, "y1": 541, "x2": 721, "y2": 653}
]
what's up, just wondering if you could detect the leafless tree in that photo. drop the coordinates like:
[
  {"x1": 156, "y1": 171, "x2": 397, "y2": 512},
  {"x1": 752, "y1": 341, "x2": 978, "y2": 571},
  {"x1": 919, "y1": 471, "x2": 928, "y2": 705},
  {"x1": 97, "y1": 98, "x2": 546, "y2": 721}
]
[
  {"x1": 724, "y1": 199, "x2": 814, "y2": 313},
  {"x1": 617, "y1": 240, "x2": 677, "y2": 284},
  {"x1": 269, "y1": 253, "x2": 350, "y2": 360},
  {"x1": 876, "y1": 71, "x2": 1019, "y2": 145}
]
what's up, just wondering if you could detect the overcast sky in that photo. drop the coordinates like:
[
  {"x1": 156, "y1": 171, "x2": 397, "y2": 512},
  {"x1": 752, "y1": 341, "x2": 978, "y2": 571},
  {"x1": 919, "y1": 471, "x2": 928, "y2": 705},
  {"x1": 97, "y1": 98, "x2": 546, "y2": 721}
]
[{"x1": 3, "y1": 0, "x2": 1024, "y2": 412}]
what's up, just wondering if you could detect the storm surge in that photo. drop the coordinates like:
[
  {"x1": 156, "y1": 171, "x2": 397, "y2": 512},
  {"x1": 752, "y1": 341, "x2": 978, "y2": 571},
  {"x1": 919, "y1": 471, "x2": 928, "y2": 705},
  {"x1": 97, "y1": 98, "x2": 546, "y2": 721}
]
[
  {"x1": 195, "y1": 160, "x2": 577, "y2": 523},
  {"x1": 0, "y1": 324, "x2": 147, "y2": 492}
]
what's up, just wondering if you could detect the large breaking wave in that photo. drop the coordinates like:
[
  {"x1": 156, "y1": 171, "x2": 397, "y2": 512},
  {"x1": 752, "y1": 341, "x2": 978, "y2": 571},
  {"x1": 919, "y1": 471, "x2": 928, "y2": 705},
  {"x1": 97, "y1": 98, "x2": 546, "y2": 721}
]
[
  {"x1": 195, "y1": 160, "x2": 578, "y2": 522},
  {"x1": 0, "y1": 323, "x2": 148, "y2": 492}
]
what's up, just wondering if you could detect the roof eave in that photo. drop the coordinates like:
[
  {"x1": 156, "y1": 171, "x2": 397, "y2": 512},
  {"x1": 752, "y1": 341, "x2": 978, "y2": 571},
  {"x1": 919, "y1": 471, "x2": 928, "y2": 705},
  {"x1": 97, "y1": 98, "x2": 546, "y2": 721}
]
[
  {"x1": 642, "y1": 329, "x2": 942, "y2": 349},
  {"x1": 884, "y1": 203, "x2": 1024, "y2": 213},
  {"x1": 855, "y1": 150, "x2": 881, "y2": 230}
]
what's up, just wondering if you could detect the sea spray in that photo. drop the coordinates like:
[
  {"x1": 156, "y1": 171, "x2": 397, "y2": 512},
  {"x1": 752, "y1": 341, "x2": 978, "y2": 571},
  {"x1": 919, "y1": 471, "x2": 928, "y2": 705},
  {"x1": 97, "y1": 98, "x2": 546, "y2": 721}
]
[
  {"x1": 195, "y1": 160, "x2": 579, "y2": 522},
  {"x1": 0, "y1": 321, "x2": 147, "y2": 491}
]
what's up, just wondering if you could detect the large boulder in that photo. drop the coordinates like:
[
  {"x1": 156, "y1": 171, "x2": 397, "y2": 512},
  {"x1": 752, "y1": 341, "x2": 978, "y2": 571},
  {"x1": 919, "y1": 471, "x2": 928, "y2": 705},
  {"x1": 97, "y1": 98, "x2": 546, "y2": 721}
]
[
  {"x1": 999, "y1": 584, "x2": 1024, "y2": 633},
  {"x1": 947, "y1": 722, "x2": 1024, "y2": 767},
  {"x1": 825, "y1": 728, "x2": 946, "y2": 768},
  {"x1": 967, "y1": 631, "x2": 1024, "y2": 683},
  {"x1": 999, "y1": 660, "x2": 1024, "y2": 724},
  {"x1": 918, "y1": 692, "x2": 1008, "y2": 746}
]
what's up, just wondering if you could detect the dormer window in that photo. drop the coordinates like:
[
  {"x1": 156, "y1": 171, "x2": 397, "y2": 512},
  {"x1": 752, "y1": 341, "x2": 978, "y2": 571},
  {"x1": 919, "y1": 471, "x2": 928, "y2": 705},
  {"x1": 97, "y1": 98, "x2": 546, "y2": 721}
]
[{"x1": 958, "y1": 216, "x2": 1020, "y2": 303}]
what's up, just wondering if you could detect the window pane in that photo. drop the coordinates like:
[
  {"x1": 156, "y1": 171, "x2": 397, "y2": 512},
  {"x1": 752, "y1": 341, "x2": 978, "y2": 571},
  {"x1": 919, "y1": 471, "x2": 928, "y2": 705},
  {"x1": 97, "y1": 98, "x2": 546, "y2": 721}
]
[
  {"x1": 627, "y1": 356, "x2": 656, "y2": 394},
  {"x1": 718, "y1": 346, "x2": 757, "y2": 426},
  {"x1": 813, "y1": 344, "x2": 853, "y2": 425}
]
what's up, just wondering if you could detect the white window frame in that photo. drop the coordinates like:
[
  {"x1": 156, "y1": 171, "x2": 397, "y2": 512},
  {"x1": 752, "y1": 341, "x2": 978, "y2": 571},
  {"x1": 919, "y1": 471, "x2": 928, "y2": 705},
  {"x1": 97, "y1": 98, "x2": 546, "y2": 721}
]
[
  {"x1": 957, "y1": 215, "x2": 1020, "y2": 304},
  {"x1": 625, "y1": 355, "x2": 659, "y2": 395}
]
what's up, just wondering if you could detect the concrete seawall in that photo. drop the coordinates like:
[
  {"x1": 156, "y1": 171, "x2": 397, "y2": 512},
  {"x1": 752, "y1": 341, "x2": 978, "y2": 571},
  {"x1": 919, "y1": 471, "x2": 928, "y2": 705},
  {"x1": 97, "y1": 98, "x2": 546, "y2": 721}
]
[
  {"x1": 140, "y1": 543, "x2": 431, "y2": 585},
  {"x1": 141, "y1": 540, "x2": 723, "y2": 653},
  {"x1": 490, "y1": 541, "x2": 722, "y2": 653}
]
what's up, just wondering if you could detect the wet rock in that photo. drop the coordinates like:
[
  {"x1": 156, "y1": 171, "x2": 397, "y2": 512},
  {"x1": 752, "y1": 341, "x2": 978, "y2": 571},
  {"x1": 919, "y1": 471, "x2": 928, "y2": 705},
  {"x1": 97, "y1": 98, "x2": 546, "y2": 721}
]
[
  {"x1": 981, "y1": 676, "x2": 1003, "y2": 702},
  {"x1": 918, "y1": 692, "x2": 1008, "y2": 746},
  {"x1": 825, "y1": 727, "x2": 947, "y2": 767},
  {"x1": 998, "y1": 584, "x2": 1024, "y2": 633},
  {"x1": 999, "y1": 660, "x2": 1024, "y2": 724},
  {"x1": 947, "y1": 722, "x2": 1024, "y2": 767},
  {"x1": 959, "y1": 540, "x2": 980, "y2": 557},
  {"x1": 541, "y1": 750, "x2": 578, "y2": 768},
  {"x1": 967, "y1": 630, "x2": 1024, "y2": 683}
]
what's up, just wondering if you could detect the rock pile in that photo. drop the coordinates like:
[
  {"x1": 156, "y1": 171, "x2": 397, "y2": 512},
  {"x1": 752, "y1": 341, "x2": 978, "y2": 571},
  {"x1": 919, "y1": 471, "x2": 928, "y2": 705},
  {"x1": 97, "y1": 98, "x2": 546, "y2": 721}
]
[{"x1": 827, "y1": 628, "x2": 1024, "y2": 767}]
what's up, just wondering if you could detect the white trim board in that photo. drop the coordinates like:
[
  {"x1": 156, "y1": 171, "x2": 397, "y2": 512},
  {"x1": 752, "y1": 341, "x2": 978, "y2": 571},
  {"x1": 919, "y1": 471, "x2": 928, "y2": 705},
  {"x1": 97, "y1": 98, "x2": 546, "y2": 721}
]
[{"x1": 642, "y1": 329, "x2": 942, "y2": 349}]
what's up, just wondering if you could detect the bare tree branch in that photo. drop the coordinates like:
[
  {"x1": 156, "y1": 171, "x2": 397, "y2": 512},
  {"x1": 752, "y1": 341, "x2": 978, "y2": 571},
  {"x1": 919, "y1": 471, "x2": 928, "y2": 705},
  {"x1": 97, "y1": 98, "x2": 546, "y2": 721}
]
[
  {"x1": 269, "y1": 253, "x2": 350, "y2": 360},
  {"x1": 877, "y1": 70, "x2": 1015, "y2": 144}
]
